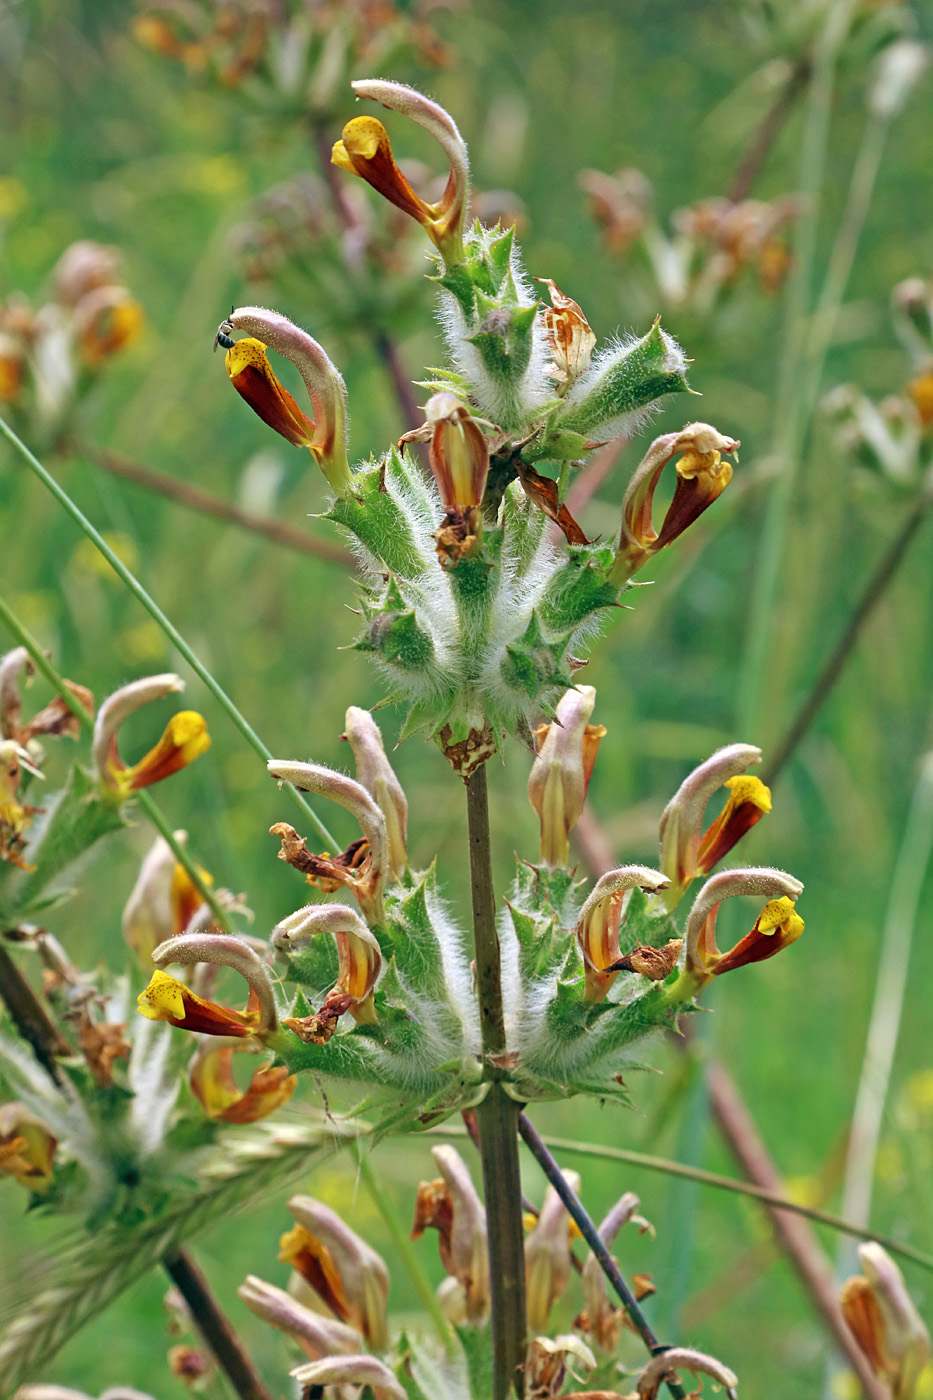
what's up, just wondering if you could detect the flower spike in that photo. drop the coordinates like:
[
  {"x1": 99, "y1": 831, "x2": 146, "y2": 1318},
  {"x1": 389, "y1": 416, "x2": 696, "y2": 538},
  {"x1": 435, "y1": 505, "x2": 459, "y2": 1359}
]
[
  {"x1": 659, "y1": 742, "x2": 767, "y2": 908},
  {"x1": 576, "y1": 866, "x2": 671, "y2": 1002},
  {"x1": 528, "y1": 685, "x2": 606, "y2": 868},
  {"x1": 273, "y1": 903, "x2": 382, "y2": 1029},
  {"x1": 221, "y1": 306, "x2": 351, "y2": 496},
  {"x1": 93, "y1": 673, "x2": 209, "y2": 799},
  {"x1": 677, "y1": 867, "x2": 804, "y2": 994},
  {"x1": 609, "y1": 422, "x2": 739, "y2": 585},
  {"x1": 334, "y1": 78, "x2": 470, "y2": 266}
]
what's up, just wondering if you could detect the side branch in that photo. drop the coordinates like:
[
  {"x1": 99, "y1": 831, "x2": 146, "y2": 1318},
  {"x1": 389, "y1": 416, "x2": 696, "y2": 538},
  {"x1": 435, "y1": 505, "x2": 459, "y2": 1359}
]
[{"x1": 164, "y1": 1248, "x2": 273, "y2": 1400}]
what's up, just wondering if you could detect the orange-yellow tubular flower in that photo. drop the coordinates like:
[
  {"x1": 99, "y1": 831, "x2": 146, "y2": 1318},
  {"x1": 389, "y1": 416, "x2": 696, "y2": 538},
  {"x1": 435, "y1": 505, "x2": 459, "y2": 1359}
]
[
  {"x1": 576, "y1": 866, "x2": 671, "y2": 1003},
  {"x1": 272, "y1": 903, "x2": 382, "y2": 1027},
  {"x1": 658, "y1": 742, "x2": 767, "y2": 909},
  {"x1": 190, "y1": 1040, "x2": 296, "y2": 1124},
  {"x1": 412, "y1": 1145, "x2": 490, "y2": 1326},
  {"x1": 423, "y1": 393, "x2": 491, "y2": 511},
  {"x1": 138, "y1": 931, "x2": 280, "y2": 1035},
  {"x1": 282, "y1": 1194, "x2": 390, "y2": 1351},
  {"x1": 333, "y1": 78, "x2": 470, "y2": 267},
  {"x1": 676, "y1": 867, "x2": 804, "y2": 995},
  {"x1": 841, "y1": 1243, "x2": 932, "y2": 1398},
  {"x1": 0, "y1": 1102, "x2": 57, "y2": 1193},
  {"x1": 341, "y1": 707, "x2": 408, "y2": 881},
  {"x1": 610, "y1": 422, "x2": 739, "y2": 585},
  {"x1": 238, "y1": 1275, "x2": 363, "y2": 1362},
  {"x1": 268, "y1": 759, "x2": 389, "y2": 925},
  {"x1": 221, "y1": 307, "x2": 351, "y2": 497},
  {"x1": 525, "y1": 1172, "x2": 581, "y2": 1333},
  {"x1": 528, "y1": 685, "x2": 606, "y2": 869},
  {"x1": 122, "y1": 830, "x2": 210, "y2": 963},
  {"x1": 92, "y1": 673, "x2": 209, "y2": 800},
  {"x1": 74, "y1": 285, "x2": 144, "y2": 365}
]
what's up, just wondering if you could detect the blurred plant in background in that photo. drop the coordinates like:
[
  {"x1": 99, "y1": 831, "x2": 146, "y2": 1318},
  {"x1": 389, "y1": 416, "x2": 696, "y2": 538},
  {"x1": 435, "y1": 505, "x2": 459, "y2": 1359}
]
[{"x1": 1, "y1": 0, "x2": 933, "y2": 1397}]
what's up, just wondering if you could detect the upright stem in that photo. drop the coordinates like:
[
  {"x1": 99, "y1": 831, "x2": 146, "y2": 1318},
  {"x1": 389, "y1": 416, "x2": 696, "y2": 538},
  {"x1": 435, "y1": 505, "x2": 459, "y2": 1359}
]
[
  {"x1": 517, "y1": 1113, "x2": 688, "y2": 1400},
  {"x1": 0, "y1": 941, "x2": 72, "y2": 1082},
  {"x1": 164, "y1": 1249, "x2": 273, "y2": 1400},
  {"x1": 465, "y1": 764, "x2": 526, "y2": 1400}
]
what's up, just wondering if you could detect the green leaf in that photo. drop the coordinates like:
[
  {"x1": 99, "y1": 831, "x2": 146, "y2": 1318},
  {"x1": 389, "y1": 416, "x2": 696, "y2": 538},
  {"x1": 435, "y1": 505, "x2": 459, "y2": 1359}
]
[
  {"x1": 4, "y1": 763, "x2": 129, "y2": 921},
  {"x1": 555, "y1": 318, "x2": 690, "y2": 437},
  {"x1": 327, "y1": 452, "x2": 427, "y2": 579}
]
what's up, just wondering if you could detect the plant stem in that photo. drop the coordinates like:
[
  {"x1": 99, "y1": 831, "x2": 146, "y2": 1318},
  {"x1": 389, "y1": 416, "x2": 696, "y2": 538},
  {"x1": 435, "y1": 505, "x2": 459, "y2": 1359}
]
[
  {"x1": 0, "y1": 940, "x2": 72, "y2": 1081},
  {"x1": 763, "y1": 489, "x2": 932, "y2": 784},
  {"x1": 164, "y1": 1248, "x2": 273, "y2": 1400},
  {"x1": 726, "y1": 56, "x2": 812, "y2": 204},
  {"x1": 517, "y1": 1112, "x2": 687, "y2": 1400},
  {"x1": 356, "y1": 1142, "x2": 458, "y2": 1354},
  {"x1": 0, "y1": 414, "x2": 338, "y2": 849},
  {"x1": 0, "y1": 590, "x2": 229, "y2": 930},
  {"x1": 465, "y1": 764, "x2": 526, "y2": 1400},
  {"x1": 82, "y1": 443, "x2": 351, "y2": 566}
]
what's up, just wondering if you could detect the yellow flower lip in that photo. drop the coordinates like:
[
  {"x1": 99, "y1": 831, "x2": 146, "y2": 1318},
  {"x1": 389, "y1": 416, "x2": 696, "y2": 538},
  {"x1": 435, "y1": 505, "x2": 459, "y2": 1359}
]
[
  {"x1": 136, "y1": 969, "x2": 258, "y2": 1037},
  {"x1": 224, "y1": 336, "x2": 316, "y2": 450},
  {"x1": 190, "y1": 1043, "x2": 296, "y2": 1123},
  {"x1": 110, "y1": 710, "x2": 210, "y2": 797}
]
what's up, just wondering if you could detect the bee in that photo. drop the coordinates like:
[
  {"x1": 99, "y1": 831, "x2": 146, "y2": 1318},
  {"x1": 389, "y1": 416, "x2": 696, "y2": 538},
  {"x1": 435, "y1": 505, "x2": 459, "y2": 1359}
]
[{"x1": 213, "y1": 311, "x2": 236, "y2": 353}]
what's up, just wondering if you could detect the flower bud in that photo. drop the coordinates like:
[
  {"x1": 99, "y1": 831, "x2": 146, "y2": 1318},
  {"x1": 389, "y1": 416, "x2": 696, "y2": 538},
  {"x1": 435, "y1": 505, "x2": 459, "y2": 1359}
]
[
  {"x1": 525, "y1": 1172, "x2": 581, "y2": 1332},
  {"x1": 411, "y1": 1145, "x2": 490, "y2": 1325},
  {"x1": 841, "y1": 1242, "x2": 931, "y2": 1398},
  {"x1": 341, "y1": 707, "x2": 408, "y2": 880},
  {"x1": 576, "y1": 866, "x2": 670, "y2": 1002},
  {"x1": 282, "y1": 1194, "x2": 390, "y2": 1351},
  {"x1": 0, "y1": 1102, "x2": 56, "y2": 1193},
  {"x1": 238, "y1": 1275, "x2": 363, "y2": 1360},
  {"x1": 537, "y1": 279, "x2": 596, "y2": 390},
  {"x1": 423, "y1": 393, "x2": 490, "y2": 511},
  {"x1": 93, "y1": 674, "x2": 209, "y2": 800},
  {"x1": 678, "y1": 867, "x2": 804, "y2": 993},
  {"x1": 221, "y1": 307, "x2": 351, "y2": 497},
  {"x1": 273, "y1": 903, "x2": 382, "y2": 1028},
  {"x1": 628, "y1": 1346, "x2": 738, "y2": 1399},
  {"x1": 333, "y1": 79, "x2": 470, "y2": 266},
  {"x1": 659, "y1": 742, "x2": 767, "y2": 908},
  {"x1": 122, "y1": 831, "x2": 210, "y2": 963},
  {"x1": 290, "y1": 1355, "x2": 407, "y2": 1400},
  {"x1": 609, "y1": 422, "x2": 739, "y2": 585},
  {"x1": 189, "y1": 1042, "x2": 295, "y2": 1124},
  {"x1": 527, "y1": 686, "x2": 605, "y2": 868},
  {"x1": 581, "y1": 1193, "x2": 653, "y2": 1352}
]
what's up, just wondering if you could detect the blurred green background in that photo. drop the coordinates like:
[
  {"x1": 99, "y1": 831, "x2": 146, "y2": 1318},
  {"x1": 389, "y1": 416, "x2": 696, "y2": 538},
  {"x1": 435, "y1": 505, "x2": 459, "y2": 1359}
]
[{"x1": 2, "y1": 0, "x2": 933, "y2": 1395}]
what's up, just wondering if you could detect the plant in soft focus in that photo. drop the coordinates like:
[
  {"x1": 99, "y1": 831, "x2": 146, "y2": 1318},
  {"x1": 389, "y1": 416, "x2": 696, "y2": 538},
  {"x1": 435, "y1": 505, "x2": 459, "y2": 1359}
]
[{"x1": 2, "y1": 47, "x2": 931, "y2": 1400}]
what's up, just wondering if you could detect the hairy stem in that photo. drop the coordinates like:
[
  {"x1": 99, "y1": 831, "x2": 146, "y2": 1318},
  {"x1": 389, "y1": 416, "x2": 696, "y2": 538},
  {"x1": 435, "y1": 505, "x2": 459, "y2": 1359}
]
[
  {"x1": 0, "y1": 940, "x2": 72, "y2": 1081},
  {"x1": 164, "y1": 1248, "x2": 273, "y2": 1400},
  {"x1": 517, "y1": 1112, "x2": 688, "y2": 1400},
  {"x1": 0, "y1": 414, "x2": 338, "y2": 849},
  {"x1": 466, "y1": 764, "x2": 526, "y2": 1399}
]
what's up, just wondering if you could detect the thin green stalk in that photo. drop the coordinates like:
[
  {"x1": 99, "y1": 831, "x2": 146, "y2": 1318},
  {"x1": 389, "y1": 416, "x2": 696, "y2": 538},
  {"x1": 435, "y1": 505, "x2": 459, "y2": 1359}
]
[
  {"x1": 737, "y1": 0, "x2": 858, "y2": 737},
  {"x1": 838, "y1": 752, "x2": 933, "y2": 1241},
  {"x1": 466, "y1": 765, "x2": 526, "y2": 1400},
  {"x1": 355, "y1": 1142, "x2": 458, "y2": 1354},
  {"x1": 0, "y1": 590, "x2": 229, "y2": 929},
  {"x1": 0, "y1": 414, "x2": 337, "y2": 849}
]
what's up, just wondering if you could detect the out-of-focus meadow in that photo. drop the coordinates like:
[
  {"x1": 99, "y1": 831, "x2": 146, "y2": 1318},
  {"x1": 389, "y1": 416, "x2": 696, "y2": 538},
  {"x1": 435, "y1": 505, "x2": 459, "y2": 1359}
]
[{"x1": 2, "y1": 0, "x2": 933, "y2": 1395}]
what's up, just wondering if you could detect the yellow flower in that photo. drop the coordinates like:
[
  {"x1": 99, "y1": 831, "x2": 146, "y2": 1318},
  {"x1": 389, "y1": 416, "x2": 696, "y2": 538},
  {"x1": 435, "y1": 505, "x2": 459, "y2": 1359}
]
[
  {"x1": 333, "y1": 79, "x2": 470, "y2": 266},
  {"x1": 224, "y1": 337, "x2": 316, "y2": 449},
  {"x1": 190, "y1": 1043, "x2": 295, "y2": 1123},
  {"x1": 0, "y1": 1102, "x2": 56, "y2": 1193},
  {"x1": 93, "y1": 674, "x2": 209, "y2": 799},
  {"x1": 528, "y1": 685, "x2": 605, "y2": 869},
  {"x1": 137, "y1": 969, "x2": 259, "y2": 1037}
]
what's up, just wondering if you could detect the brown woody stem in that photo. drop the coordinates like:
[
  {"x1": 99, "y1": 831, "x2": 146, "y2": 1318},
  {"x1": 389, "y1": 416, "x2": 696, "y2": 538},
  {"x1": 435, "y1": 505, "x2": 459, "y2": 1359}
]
[
  {"x1": 726, "y1": 56, "x2": 812, "y2": 204},
  {"x1": 517, "y1": 1112, "x2": 688, "y2": 1400},
  {"x1": 164, "y1": 1248, "x2": 273, "y2": 1400},
  {"x1": 0, "y1": 940, "x2": 72, "y2": 1082},
  {"x1": 466, "y1": 764, "x2": 526, "y2": 1399}
]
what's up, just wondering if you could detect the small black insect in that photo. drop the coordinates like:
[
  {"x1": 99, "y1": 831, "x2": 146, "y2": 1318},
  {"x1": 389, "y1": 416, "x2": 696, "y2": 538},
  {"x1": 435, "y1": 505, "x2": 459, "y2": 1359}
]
[{"x1": 213, "y1": 319, "x2": 236, "y2": 352}]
